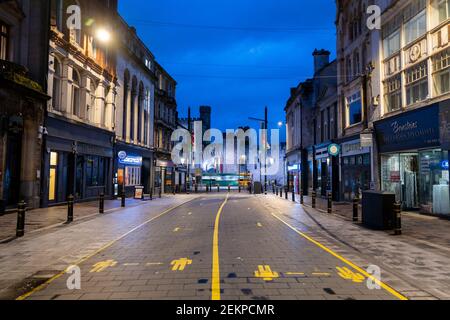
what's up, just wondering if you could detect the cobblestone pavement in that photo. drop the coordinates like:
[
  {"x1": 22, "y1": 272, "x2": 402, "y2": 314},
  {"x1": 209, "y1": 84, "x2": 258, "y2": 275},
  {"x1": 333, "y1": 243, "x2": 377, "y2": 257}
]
[
  {"x1": 13, "y1": 193, "x2": 410, "y2": 300},
  {"x1": 0, "y1": 197, "x2": 158, "y2": 241}
]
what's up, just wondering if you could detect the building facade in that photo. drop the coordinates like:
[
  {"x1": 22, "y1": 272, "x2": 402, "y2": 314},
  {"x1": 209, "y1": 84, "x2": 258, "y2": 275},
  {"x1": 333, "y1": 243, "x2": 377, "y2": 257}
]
[
  {"x1": 115, "y1": 17, "x2": 156, "y2": 198},
  {"x1": 43, "y1": 0, "x2": 118, "y2": 207},
  {"x1": 154, "y1": 62, "x2": 178, "y2": 194},
  {"x1": 0, "y1": 0, "x2": 50, "y2": 211}
]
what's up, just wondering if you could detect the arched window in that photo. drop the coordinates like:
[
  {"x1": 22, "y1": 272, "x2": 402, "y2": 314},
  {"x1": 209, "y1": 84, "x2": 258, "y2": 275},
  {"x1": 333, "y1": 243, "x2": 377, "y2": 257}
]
[
  {"x1": 52, "y1": 58, "x2": 62, "y2": 111},
  {"x1": 72, "y1": 69, "x2": 81, "y2": 117},
  {"x1": 87, "y1": 79, "x2": 97, "y2": 122},
  {"x1": 103, "y1": 85, "x2": 109, "y2": 127}
]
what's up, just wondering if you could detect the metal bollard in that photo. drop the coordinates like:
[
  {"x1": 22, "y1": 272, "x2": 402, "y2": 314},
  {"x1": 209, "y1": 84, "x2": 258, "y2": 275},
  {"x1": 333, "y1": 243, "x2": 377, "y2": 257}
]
[
  {"x1": 195, "y1": 184, "x2": 198, "y2": 193},
  {"x1": 280, "y1": 187, "x2": 283, "y2": 198},
  {"x1": 159, "y1": 188, "x2": 162, "y2": 198},
  {"x1": 292, "y1": 190, "x2": 295, "y2": 202},
  {"x1": 275, "y1": 187, "x2": 278, "y2": 196},
  {"x1": 16, "y1": 201, "x2": 26, "y2": 237},
  {"x1": 228, "y1": 185, "x2": 231, "y2": 193},
  {"x1": 312, "y1": 191, "x2": 316, "y2": 208},
  {"x1": 300, "y1": 189, "x2": 304, "y2": 205},
  {"x1": 99, "y1": 193, "x2": 105, "y2": 213},
  {"x1": 272, "y1": 185, "x2": 275, "y2": 194},
  {"x1": 67, "y1": 194, "x2": 74, "y2": 223},
  {"x1": 285, "y1": 187, "x2": 288, "y2": 200},
  {"x1": 352, "y1": 195, "x2": 359, "y2": 222},
  {"x1": 327, "y1": 192, "x2": 332, "y2": 214},
  {"x1": 217, "y1": 185, "x2": 220, "y2": 193},
  {"x1": 394, "y1": 202, "x2": 402, "y2": 235},
  {"x1": 150, "y1": 188, "x2": 153, "y2": 201},
  {"x1": 238, "y1": 185, "x2": 241, "y2": 193},
  {"x1": 121, "y1": 191, "x2": 126, "y2": 207}
]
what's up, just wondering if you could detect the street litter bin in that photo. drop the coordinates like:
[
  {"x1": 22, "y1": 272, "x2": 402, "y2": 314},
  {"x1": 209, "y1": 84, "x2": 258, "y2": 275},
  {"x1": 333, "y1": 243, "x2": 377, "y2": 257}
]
[
  {"x1": 361, "y1": 191, "x2": 396, "y2": 230},
  {"x1": 253, "y1": 182, "x2": 263, "y2": 194}
]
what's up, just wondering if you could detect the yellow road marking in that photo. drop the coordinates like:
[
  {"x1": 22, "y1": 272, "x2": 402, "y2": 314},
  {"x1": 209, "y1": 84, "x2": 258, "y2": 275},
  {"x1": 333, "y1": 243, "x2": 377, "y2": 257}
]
[
  {"x1": 16, "y1": 197, "x2": 200, "y2": 300},
  {"x1": 337, "y1": 266, "x2": 365, "y2": 283},
  {"x1": 285, "y1": 272, "x2": 305, "y2": 276},
  {"x1": 90, "y1": 260, "x2": 117, "y2": 273},
  {"x1": 123, "y1": 263, "x2": 139, "y2": 266},
  {"x1": 171, "y1": 258, "x2": 192, "y2": 271},
  {"x1": 270, "y1": 212, "x2": 408, "y2": 300},
  {"x1": 312, "y1": 272, "x2": 331, "y2": 277},
  {"x1": 211, "y1": 193, "x2": 229, "y2": 301},
  {"x1": 146, "y1": 262, "x2": 164, "y2": 266},
  {"x1": 257, "y1": 222, "x2": 263, "y2": 228},
  {"x1": 173, "y1": 227, "x2": 181, "y2": 232},
  {"x1": 254, "y1": 265, "x2": 279, "y2": 281}
]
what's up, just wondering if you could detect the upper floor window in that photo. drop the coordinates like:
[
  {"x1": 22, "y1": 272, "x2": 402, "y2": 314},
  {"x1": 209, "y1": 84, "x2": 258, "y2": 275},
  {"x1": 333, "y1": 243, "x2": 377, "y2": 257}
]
[
  {"x1": 383, "y1": 74, "x2": 402, "y2": 113},
  {"x1": 405, "y1": 9, "x2": 427, "y2": 45},
  {"x1": 431, "y1": 0, "x2": 450, "y2": 27},
  {"x1": 432, "y1": 48, "x2": 450, "y2": 95},
  {"x1": 405, "y1": 60, "x2": 429, "y2": 105},
  {"x1": 88, "y1": 79, "x2": 97, "y2": 122},
  {"x1": 52, "y1": 59, "x2": 63, "y2": 111},
  {"x1": 383, "y1": 29, "x2": 401, "y2": 59},
  {"x1": 0, "y1": 21, "x2": 9, "y2": 60},
  {"x1": 346, "y1": 91, "x2": 362, "y2": 126},
  {"x1": 71, "y1": 70, "x2": 81, "y2": 117}
]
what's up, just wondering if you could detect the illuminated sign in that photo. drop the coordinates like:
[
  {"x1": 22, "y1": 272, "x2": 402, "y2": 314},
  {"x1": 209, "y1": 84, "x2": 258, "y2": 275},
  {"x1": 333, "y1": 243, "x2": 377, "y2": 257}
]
[
  {"x1": 442, "y1": 160, "x2": 449, "y2": 170},
  {"x1": 288, "y1": 164, "x2": 299, "y2": 171},
  {"x1": 119, "y1": 155, "x2": 142, "y2": 166},
  {"x1": 328, "y1": 144, "x2": 340, "y2": 157}
]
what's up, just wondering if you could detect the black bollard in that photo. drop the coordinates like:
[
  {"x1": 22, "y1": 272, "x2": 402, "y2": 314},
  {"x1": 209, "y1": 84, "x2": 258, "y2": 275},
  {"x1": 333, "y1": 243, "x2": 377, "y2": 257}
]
[
  {"x1": 327, "y1": 192, "x2": 332, "y2": 214},
  {"x1": 312, "y1": 191, "x2": 316, "y2": 209},
  {"x1": 121, "y1": 191, "x2": 126, "y2": 207},
  {"x1": 238, "y1": 185, "x2": 241, "y2": 193},
  {"x1": 99, "y1": 193, "x2": 105, "y2": 213},
  {"x1": 150, "y1": 188, "x2": 153, "y2": 201},
  {"x1": 300, "y1": 189, "x2": 304, "y2": 205},
  {"x1": 285, "y1": 187, "x2": 288, "y2": 200},
  {"x1": 228, "y1": 185, "x2": 231, "y2": 193},
  {"x1": 217, "y1": 185, "x2": 220, "y2": 193},
  {"x1": 16, "y1": 201, "x2": 26, "y2": 237},
  {"x1": 394, "y1": 202, "x2": 402, "y2": 235},
  {"x1": 280, "y1": 187, "x2": 283, "y2": 198},
  {"x1": 195, "y1": 184, "x2": 198, "y2": 193},
  {"x1": 353, "y1": 196, "x2": 359, "y2": 222},
  {"x1": 159, "y1": 187, "x2": 162, "y2": 198},
  {"x1": 67, "y1": 194, "x2": 74, "y2": 223},
  {"x1": 292, "y1": 190, "x2": 295, "y2": 202}
]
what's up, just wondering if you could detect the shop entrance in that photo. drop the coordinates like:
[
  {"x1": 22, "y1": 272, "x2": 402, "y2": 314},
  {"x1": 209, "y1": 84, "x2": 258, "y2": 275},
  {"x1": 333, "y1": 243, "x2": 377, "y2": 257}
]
[
  {"x1": 381, "y1": 153, "x2": 419, "y2": 210},
  {"x1": 3, "y1": 130, "x2": 22, "y2": 207}
]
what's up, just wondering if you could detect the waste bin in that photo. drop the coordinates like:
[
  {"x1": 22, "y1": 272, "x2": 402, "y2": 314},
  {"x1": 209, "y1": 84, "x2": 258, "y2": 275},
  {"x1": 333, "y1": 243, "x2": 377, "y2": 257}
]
[
  {"x1": 361, "y1": 191, "x2": 396, "y2": 230},
  {"x1": 253, "y1": 182, "x2": 263, "y2": 194}
]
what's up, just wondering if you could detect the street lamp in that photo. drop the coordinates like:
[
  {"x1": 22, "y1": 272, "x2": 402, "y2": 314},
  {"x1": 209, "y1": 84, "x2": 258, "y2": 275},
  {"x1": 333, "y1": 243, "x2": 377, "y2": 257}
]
[{"x1": 96, "y1": 28, "x2": 111, "y2": 43}]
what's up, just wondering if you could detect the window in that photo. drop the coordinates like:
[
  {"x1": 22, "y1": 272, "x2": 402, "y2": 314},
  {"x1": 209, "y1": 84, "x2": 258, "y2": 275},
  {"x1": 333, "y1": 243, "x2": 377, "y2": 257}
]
[
  {"x1": 432, "y1": 0, "x2": 450, "y2": 27},
  {"x1": 0, "y1": 21, "x2": 8, "y2": 60},
  {"x1": 383, "y1": 29, "x2": 401, "y2": 59},
  {"x1": 49, "y1": 152, "x2": 58, "y2": 201},
  {"x1": 88, "y1": 79, "x2": 97, "y2": 122},
  {"x1": 125, "y1": 166, "x2": 141, "y2": 186},
  {"x1": 346, "y1": 92, "x2": 362, "y2": 126},
  {"x1": 86, "y1": 156, "x2": 106, "y2": 187},
  {"x1": 405, "y1": 10, "x2": 427, "y2": 44},
  {"x1": 52, "y1": 59, "x2": 62, "y2": 111},
  {"x1": 71, "y1": 70, "x2": 81, "y2": 117},
  {"x1": 433, "y1": 48, "x2": 450, "y2": 95},
  {"x1": 346, "y1": 56, "x2": 352, "y2": 82},
  {"x1": 353, "y1": 51, "x2": 360, "y2": 76},
  {"x1": 384, "y1": 74, "x2": 402, "y2": 112},
  {"x1": 405, "y1": 61, "x2": 429, "y2": 105}
]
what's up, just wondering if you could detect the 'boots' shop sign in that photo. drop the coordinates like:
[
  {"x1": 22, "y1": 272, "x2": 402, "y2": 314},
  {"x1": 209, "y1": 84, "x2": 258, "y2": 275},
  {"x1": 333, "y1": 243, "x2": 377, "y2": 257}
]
[{"x1": 374, "y1": 104, "x2": 440, "y2": 153}]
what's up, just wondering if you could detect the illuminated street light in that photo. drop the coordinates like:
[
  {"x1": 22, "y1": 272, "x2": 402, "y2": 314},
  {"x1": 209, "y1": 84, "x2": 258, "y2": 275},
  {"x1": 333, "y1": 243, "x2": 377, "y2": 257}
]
[
  {"x1": 278, "y1": 121, "x2": 283, "y2": 127},
  {"x1": 96, "y1": 28, "x2": 111, "y2": 43}
]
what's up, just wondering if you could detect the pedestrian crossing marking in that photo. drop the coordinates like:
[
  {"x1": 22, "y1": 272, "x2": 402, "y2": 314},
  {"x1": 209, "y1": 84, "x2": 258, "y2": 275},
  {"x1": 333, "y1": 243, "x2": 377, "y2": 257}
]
[
  {"x1": 254, "y1": 265, "x2": 279, "y2": 281},
  {"x1": 171, "y1": 258, "x2": 192, "y2": 271},
  {"x1": 90, "y1": 260, "x2": 117, "y2": 273},
  {"x1": 336, "y1": 266, "x2": 365, "y2": 283}
]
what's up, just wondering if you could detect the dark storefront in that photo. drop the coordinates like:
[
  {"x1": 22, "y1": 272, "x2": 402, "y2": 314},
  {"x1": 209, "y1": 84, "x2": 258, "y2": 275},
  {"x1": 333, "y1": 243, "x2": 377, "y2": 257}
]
[
  {"x1": 340, "y1": 138, "x2": 372, "y2": 202},
  {"x1": 375, "y1": 102, "x2": 450, "y2": 215},
  {"x1": 313, "y1": 143, "x2": 340, "y2": 200},
  {"x1": 114, "y1": 142, "x2": 153, "y2": 198},
  {"x1": 41, "y1": 115, "x2": 114, "y2": 207}
]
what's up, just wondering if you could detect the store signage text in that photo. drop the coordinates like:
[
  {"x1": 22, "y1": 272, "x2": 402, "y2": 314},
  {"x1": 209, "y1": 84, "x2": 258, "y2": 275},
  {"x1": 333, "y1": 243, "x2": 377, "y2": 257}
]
[{"x1": 119, "y1": 155, "x2": 142, "y2": 166}]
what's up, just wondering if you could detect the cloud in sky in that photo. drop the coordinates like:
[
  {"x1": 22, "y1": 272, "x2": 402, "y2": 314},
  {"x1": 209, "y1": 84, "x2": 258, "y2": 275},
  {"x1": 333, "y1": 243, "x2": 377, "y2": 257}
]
[{"x1": 119, "y1": 0, "x2": 336, "y2": 139}]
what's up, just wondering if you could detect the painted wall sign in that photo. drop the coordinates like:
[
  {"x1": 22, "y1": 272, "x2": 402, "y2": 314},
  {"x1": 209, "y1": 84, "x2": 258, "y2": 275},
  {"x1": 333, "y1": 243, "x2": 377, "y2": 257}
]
[{"x1": 374, "y1": 104, "x2": 440, "y2": 153}]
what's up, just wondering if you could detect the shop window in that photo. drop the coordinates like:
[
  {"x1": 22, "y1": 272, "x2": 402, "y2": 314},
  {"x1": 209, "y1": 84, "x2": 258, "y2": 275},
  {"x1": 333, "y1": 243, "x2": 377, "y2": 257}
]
[
  {"x1": 432, "y1": 48, "x2": 450, "y2": 95},
  {"x1": 0, "y1": 21, "x2": 8, "y2": 60},
  {"x1": 86, "y1": 156, "x2": 106, "y2": 187},
  {"x1": 384, "y1": 74, "x2": 402, "y2": 113},
  {"x1": 125, "y1": 166, "x2": 141, "y2": 186},
  {"x1": 346, "y1": 92, "x2": 362, "y2": 126},
  {"x1": 405, "y1": 61, "x2": 428, "y2": 105}
]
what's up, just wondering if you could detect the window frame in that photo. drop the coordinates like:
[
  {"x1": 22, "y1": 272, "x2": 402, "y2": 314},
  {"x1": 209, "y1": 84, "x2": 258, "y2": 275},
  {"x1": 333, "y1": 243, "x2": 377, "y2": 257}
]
[{"x1": 0, "y1": 21, "x2": 9, "y2": 60}]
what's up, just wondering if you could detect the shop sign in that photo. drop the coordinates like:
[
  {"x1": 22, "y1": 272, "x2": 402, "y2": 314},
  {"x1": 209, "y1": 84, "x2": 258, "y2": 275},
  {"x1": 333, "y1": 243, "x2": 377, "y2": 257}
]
[
  {"x1": 341, "y1": 140, "x2": 370, "y2": 157},
  {"x1": 119, "y1": 155, "x2": 143, "y2": 166},
  {"x1": 360, "y1": 133, "x2": 373, "y2": 147},
  {"x1": 288, "y1": 164, "x2": 299, "y2": 171},
  {"x1": 442, "y1": 160, "x2": 449, "y2": 170},
  {"x1": 118, "y1": 151, "x2": 127, "y2": 160},
  {"x1": 134, "y1": 186, "x2": 144, "y2": 199},
  {"x1": 374, "y1": 104, "x2": 440, "y2": 153},
  {"x1": 328, "y1": 144, "x2": 340, "y2": 157}
]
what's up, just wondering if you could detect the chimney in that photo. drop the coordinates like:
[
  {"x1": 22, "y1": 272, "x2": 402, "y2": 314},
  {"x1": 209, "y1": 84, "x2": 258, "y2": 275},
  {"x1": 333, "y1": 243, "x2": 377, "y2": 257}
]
[{"x1": 313, "y1": 49, "x2": 330, "y2": 73}]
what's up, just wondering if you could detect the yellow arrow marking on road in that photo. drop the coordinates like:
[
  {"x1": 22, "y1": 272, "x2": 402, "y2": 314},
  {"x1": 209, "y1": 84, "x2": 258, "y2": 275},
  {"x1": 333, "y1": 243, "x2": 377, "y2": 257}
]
[
  {"x1": 90, "y1": 260, "x2": 117, "y2": 273},
  {"x1": 173, "y1": 227, "x2": 181, "y2": 232},
  {"x1": 336, "y1": 266, "x2": 365, "y2": 283},
  {"x1": 171, "y1": 258, "x2": 192, "y2": 271},
  {"x1": 257, "y1": 223, "x2": 263, "y2": 228},
  {"x1": 254, "y1": 265, "x2": 279, "y2": 281}
]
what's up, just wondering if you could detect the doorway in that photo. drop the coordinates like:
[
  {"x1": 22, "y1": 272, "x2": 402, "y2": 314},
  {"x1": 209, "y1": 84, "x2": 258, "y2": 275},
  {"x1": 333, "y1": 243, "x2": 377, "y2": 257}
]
[{"x1": 3, "y1": 130, "x2": 22, "y2": 207}]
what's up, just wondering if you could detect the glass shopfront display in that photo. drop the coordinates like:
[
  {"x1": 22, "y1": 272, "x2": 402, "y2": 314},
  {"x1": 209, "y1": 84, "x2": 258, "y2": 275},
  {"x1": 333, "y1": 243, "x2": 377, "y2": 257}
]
[
  {"x1": 342, "y1": 153, "x2": 371, "y2": 201},
  {"x1": 381, "y1": 149, "x2": 449, "y2": 214}
]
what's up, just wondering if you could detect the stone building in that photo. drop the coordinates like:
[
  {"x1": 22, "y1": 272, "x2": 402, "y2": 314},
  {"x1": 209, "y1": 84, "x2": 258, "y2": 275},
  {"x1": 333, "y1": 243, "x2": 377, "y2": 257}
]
[
  {"x1": 114, "y1": 16, "x2": 156, "y2": 198},
  {"x1": 0, "y1": 0, "x2": 50, "y2": 211},
  {"x1": 42, "y1": 0, "x2": 118, "y2": 206},
  {"x1": 154, "y1": 62, "x2": 178, "y2": 193}
]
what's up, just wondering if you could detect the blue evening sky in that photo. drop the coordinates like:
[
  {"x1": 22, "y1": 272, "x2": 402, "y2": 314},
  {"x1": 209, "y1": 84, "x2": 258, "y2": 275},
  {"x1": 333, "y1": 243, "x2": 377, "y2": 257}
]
[{"x1": 118, "y1": 0, "x2": 336, "y2": 141}]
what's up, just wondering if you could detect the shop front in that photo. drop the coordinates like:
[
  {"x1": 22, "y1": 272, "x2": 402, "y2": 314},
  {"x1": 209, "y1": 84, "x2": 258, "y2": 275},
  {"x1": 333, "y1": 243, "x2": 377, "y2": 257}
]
[
  {"x1": 314, "y1": 143, "x2": 339, "y2": 200},
  {"x1": 375, "y1": 103, "x2": 450, "y2": 215},
  {"x1": 340, "y1": 138, "x2": 372, "y2": 202},
  {"x1": 42, "y1": 115, "x2": 114, "y2": 207},
  {"x1": 155, "y1": 158, "x2": 176, "y2": 194},
  {"x1": 285, "y1": 150, "x2": 301, "y2": 192},
  {"x1": 115, "y1": 142, "x2": 153, "y2": 198}
]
